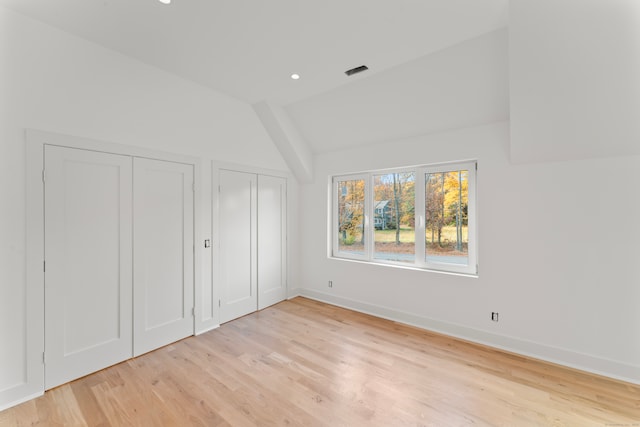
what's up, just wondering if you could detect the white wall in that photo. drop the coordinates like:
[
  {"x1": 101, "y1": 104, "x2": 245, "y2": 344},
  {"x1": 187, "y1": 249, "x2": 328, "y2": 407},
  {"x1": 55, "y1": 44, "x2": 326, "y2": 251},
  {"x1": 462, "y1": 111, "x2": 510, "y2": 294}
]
[
  {"x1": 298, "y1": 121, "x2": 640, "y2": 383},
  {"x1": 510, "y1": 0, "x2": 640, "y2": 163},
  {"x1": 0, "y1": 6, "x2": 290, "y2": 409}
]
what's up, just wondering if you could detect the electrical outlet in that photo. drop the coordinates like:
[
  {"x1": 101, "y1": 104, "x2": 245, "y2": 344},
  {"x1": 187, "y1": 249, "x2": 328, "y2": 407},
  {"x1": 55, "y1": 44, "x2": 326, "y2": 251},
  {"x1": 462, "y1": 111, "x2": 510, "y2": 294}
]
[
  {"x1": 328, "y1": 280, "x2": 333, "y2": 288},
  {"x1": 491, "y1": 312, "x2": 499, "y2": 322}
]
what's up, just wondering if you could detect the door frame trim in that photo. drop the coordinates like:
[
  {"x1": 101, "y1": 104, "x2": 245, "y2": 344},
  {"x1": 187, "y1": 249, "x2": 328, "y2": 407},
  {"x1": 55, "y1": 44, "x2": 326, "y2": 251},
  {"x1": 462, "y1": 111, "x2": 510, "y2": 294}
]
[{"x1": 25, "y1": 129, "x2": 203, "y2": 400}]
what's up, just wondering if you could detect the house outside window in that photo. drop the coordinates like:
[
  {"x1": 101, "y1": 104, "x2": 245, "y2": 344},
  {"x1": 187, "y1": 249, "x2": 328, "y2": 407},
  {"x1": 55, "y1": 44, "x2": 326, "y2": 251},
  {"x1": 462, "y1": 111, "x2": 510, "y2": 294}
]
[{"x1": 374, "y1": 200, "x2": 391, "y2": 230}]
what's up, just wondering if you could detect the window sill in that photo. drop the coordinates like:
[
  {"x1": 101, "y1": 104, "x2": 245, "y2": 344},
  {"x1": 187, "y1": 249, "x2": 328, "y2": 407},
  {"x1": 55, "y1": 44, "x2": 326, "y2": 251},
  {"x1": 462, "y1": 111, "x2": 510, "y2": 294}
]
[{"x1": 328, "y1": 255, "x2": 479, "y2": 278}]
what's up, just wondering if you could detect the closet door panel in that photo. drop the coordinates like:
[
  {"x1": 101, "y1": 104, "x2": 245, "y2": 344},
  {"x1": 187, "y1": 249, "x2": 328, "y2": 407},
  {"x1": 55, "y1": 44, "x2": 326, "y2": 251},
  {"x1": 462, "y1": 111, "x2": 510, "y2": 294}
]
[
  {"x1": 133, "y1": 158, "x2": 194, "y2": 356},
  {"x1": 257, "y1": 175, "x2": 287, "y2": 310},
  {"x1": 218, "y1": 169, "x2": 257, "y2": 323},
  {"x1": 44, "y1": 145, "x2": 133, "y2": 390}
]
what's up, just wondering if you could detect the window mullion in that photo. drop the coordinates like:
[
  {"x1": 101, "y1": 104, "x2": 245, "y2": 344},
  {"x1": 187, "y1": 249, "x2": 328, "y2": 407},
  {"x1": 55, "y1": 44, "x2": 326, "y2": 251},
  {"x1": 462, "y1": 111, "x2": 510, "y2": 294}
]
[
  {"x1": 414, "y1": 168, "x2": 426, "y2": 267},
  {"x1": 331, "y1": 178, "x2": 338, "y2": 257},
  {"x1": 467, "y1": 163, "x2": 477, "y2": 274},
  {"x1": 365, "y1": 173, "x2": 374, "y2": 260}
]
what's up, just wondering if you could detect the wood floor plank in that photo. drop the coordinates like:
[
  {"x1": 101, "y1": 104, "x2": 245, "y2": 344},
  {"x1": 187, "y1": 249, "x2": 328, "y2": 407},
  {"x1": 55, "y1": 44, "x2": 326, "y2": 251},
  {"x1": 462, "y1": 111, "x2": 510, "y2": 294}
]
[{"x1": 1, "y1": 297, "x2": 639, "y2": 426}]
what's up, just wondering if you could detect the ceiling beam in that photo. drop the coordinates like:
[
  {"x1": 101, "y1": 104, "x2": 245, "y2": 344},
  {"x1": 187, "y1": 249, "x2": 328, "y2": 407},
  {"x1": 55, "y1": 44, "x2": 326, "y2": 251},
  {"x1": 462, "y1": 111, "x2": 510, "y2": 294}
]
[{"x1": 252, "y1": 101, "x2": 314, "y2": 183}]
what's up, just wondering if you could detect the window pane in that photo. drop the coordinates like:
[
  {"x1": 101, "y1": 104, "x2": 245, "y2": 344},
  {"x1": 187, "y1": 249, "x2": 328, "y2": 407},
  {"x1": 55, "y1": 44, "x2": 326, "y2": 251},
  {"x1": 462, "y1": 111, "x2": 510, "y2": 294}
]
[
  {"x1": 337, "y1": 179, "x2": 365, "y2": 255},
  {"x1": 373, "y1": 172, "x2": 415, "y2": 263},
  {"x1": 425, "y1": 170, "x2": 469, "y2": 266}
]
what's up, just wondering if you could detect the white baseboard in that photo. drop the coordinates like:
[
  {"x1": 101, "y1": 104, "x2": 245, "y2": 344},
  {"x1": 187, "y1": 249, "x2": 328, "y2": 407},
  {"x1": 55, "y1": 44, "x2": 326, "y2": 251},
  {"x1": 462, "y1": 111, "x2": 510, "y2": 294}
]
[
  {"x1": 195, "y1": 324, "x2": 220, "y2": 336},
  {"x1": 0, "y1": 391, "x2": 43, "y2": 412},
  {"x1": 287, "y1": 288, "x2": 302, "y2": 300},
  {"x1": 298, "y1": 288, "x2": 640, "y2": 385}
]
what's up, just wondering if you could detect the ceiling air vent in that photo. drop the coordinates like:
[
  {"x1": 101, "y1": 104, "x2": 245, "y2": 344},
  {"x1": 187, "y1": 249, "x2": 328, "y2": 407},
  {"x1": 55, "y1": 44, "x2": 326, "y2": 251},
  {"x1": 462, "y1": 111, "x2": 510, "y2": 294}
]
[{"x1": 345, "y1": 65, "x2": 369, "y2": 76}]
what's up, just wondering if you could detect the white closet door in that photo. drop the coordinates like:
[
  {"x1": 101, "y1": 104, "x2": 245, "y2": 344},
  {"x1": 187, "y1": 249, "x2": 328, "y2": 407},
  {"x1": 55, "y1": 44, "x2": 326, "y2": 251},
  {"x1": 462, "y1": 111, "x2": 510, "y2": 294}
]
[
  {"x1": 219, "y1": 169, "x2": 257, "y2": 323},
  {"x1": 133, "y1": 158, "x2": 194, "y2": 356},
  {"x1": 257, "y1": 175, "x2": 287, "y2": 310},
  {"x1": 44, "y1": 146, "x2": 133, "y2": 390}
]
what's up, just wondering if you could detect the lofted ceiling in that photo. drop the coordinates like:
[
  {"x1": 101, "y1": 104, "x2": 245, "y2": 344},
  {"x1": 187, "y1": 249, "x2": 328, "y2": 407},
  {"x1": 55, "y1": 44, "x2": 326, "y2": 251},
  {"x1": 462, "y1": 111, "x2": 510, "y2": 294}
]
[
  {"x1": 0, "y1": 0, "x2": 508, "y2": 106},
  {"x1": 286, "y1": 29, "x2": 509, "y2": 153}
]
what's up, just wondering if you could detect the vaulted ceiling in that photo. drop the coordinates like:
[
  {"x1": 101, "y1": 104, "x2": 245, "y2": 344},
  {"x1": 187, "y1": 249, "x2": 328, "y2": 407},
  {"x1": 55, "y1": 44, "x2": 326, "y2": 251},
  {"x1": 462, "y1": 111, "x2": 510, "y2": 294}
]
[
  {"x1": 1, "y1": 0, "x2": 510, "y2": 153},
  {"x1": 0, "y1": 0, "x2": 507, "y2": 104}
]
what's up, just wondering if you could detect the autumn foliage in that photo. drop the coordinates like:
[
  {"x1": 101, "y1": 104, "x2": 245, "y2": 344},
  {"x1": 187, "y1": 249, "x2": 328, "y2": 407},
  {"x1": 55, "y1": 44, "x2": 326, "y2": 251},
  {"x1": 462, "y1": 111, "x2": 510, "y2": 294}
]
[{"x1": 337, "y1": 169, "x2": 469, "y2": 258}]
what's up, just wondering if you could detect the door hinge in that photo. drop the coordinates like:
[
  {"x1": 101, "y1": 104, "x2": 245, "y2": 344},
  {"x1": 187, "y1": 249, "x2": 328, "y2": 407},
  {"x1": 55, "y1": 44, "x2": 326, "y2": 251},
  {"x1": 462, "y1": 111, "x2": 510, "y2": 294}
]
[
  {"x1": 192, "y1": 182, "x2": 195, "y2": 192},
  {"x1": 42, "y1": 170, "x2": 46, "y2": 183},
  {"x1": 191, "y1": 307, "x2": 195, "y2": 317},
  {"x1": 42, "y1": 352, "x2": 46, "y2": 364},
  {"x1": 218, "y1": 299, "x2": 221, "y2": 307},
  {"x1": 43, "y1": 260, "x2": 46, "y2": 272}
]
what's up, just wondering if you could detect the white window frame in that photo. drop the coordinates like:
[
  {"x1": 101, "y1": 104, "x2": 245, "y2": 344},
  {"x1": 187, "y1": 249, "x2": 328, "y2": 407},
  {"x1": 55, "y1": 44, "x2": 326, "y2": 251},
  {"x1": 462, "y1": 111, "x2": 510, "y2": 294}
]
[
  {"x1": 331, "y1": 161, "x2": 477, "y2": 276},
  {"x1": 368, "y1": 166, "x2": 418, "y2": 268},
  {"x1": 332, "y1": 173, "x2": 370, "y2": 261}
]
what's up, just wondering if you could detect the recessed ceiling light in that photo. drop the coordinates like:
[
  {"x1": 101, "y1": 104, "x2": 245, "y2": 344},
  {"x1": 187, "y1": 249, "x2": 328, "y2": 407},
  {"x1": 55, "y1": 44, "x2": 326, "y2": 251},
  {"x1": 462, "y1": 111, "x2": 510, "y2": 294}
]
[
  {"x1": 158, "y1": 0, "x2": 171, "y2": 4},
  {"x1": 290, "y1": 74, "x2": 300, "y2": 80}
]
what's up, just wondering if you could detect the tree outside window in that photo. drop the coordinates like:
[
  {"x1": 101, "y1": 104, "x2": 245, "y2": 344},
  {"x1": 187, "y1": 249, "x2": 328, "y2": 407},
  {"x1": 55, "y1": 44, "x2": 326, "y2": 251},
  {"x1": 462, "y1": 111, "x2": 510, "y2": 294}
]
[
  {"x1": 337, "y1": 178, "x2": 365, "y2": 255},
  {"x1": 332, "y1": 162, "x2": 476, "y2": 275}
]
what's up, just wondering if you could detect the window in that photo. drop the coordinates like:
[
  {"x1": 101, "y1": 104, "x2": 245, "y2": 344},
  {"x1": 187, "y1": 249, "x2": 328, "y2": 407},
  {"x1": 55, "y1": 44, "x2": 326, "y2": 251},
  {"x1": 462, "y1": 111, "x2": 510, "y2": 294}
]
[
  {"x1": 373, "y1": 171, "x2": 415, "y2": 264},
  {"x1": 332, "y1": 161, "x2": 477, "y2": 275},
  {"x1": 336, "y1": 176, "x2": 366, "y2": 258}
]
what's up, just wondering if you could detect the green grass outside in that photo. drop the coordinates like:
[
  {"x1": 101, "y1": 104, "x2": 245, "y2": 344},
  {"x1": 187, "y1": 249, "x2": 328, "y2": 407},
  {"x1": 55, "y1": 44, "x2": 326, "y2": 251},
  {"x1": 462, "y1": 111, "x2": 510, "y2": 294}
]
[
  {"x1": 374, "y1": 225, "x2": 468, "y2": 244},
  {"x1": 374, "y1": 227, "x2": 416, "y2": 243}
]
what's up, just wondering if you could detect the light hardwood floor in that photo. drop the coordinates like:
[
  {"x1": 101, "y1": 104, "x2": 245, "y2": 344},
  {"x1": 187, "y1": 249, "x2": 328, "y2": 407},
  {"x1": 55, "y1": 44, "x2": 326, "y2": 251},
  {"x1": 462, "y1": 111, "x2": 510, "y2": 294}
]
[{"x1": 1, "y1": 297, "x2": 639, "y2": 426}]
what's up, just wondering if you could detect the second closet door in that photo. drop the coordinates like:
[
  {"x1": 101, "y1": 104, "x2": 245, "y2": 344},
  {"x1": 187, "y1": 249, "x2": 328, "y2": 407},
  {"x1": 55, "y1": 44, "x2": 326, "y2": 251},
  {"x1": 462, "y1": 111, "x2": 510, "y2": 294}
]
[
  {"x1": 219, "y1": 170, "x2": 257, "y2": 323},
  {"x1": 217, "y1": 169, "x2": 287, "y2": 323},
  {"x1": 133, "y1": 158, "x2": 194, "y2": 356},
  {"x1": 257, "y1": 175, "x2": 287, "y2": 310}
]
